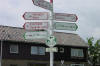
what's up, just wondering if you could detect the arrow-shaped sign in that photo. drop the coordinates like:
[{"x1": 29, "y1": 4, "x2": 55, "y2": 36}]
[
  {"x1": 24, "y1": 31, "x2": 48, "y2": 39},
  {"x1": 23, "y1": 22, "x2": 48, "y2": 31},
  {"x1": 23, "y1": 12, "x2": 49, "y2": 20},
  {"x1": 54, "y1": 13, "x2": 78, "y2": 22},
  {"x1": 32, "y1": 0, "x2": 53, "y2": 11},
  {"x1": 54, "y1": 22, "x2": 78, "y2": 31}
]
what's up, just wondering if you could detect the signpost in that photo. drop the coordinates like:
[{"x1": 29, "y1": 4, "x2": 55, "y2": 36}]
[
  {"x1": 23, "y1": 12, "x2": 49, "y2": 20},
  {"x1": 23, "y1": 22, "x2": 48, "y2": 31},
  {"x1": 24, "y1": 31, "x2": 47, "y2": 39},
  {"x1": 54, "y1": 22, "x2": 78, "y2": 31},
  {"x1": 23, "y1": 1, "x2": 78, "y2": 66},
  {"x1": 32, "y1": 0, "x2": 53, "y2": 11},
  {"x1": 54, "y1": 13, "x2": 78, "y2": 22}
]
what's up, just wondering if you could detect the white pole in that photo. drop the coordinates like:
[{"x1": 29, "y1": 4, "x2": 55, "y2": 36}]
[
  {"x1": 49, "y1": 0, "x2": 54, "y2": 66},
  {"x1": 50, "y1": 47, "x2": 53, "y2": 66}
]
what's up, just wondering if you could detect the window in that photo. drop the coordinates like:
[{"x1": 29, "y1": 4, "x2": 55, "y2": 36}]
[
  {"x1": 31, "y1": 46, "x2": 38, "y2": 55},
  {"x1": 38, "y1": 47, "x2": 45, "y2": 55},
  {"x1": 10, "y1": 45, "x2": 18, "y2": 53},
  {"x1": 31, "y1": 46, "x2": 45, "y2": 55},
  {"x1": 71, "y1": 64, "x2": 84, "y2": 66},
  {"x1": 71, "y1": 48, "x2": 84, "y2": 57}
]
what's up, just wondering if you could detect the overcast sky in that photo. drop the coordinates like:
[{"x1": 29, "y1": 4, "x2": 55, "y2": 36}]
[{"x1": 0, "y1": 0, "x2": 100, "y2": 41}]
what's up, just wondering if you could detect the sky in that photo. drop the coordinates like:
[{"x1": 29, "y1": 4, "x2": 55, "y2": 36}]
[{"x1": 0, "y1": 0, "x2": 100, "y2": 41}]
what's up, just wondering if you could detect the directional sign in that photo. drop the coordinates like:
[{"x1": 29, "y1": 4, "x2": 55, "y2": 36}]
[
  {"x1": 23, "y1": 22, "x2": 48, "y2": 31},
  {"x1": 54, "y1": 22, "x2": 78, "y2": 31},
  {"x1": 46, "y1": 36, "x2": 56, "y2": 47},
  {"x1": 46, "y1": 47, "x2": 58, "y2": 52},
  {"x1": 32, "y1": 0, "x2": 53, "y2": 11},
  {"x1": 23, "y1": 12, "x2": 49, "y2": 20},
  {"x1": 54, "y1": 13, "x2": 78, "y2": 22},
  {"x1": 24, "y1": 31, "x2": 47, "y2": 39}
]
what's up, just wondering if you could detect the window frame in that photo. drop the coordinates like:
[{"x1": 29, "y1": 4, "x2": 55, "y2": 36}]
[
  {"x1": 71, "y1": 48, "x2": 84, "y2": 57},
  {"x1": 31, "y1": 46, "x2": 38, "y2": 55},
  {"x1": 38, "y1": 47, "x2": 45, "y2": 55},
  {"x1": 10, "y1": 44, "x2": 18, "y2": 54},
  {"x1": 31, "y1": 46, "x2": 45, "y2": 55}
]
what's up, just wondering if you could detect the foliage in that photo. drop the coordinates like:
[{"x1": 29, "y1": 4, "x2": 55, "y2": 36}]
[{"x1": 87, "y1": 37, "x2": 100, "y2": 66}]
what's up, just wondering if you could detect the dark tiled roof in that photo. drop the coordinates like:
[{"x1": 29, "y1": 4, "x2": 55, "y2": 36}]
[{"x1": 0, "y1": 25, "x2": 88, "y2": 47}]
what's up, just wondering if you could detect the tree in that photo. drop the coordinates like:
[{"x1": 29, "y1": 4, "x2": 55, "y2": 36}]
[{"x1": 87, "y1": 37, "x2": 100, "y2": 66}]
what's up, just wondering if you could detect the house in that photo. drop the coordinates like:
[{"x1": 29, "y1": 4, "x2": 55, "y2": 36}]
[{"x1": 0, "y1": 25, "x2": 88, "y2": 66}]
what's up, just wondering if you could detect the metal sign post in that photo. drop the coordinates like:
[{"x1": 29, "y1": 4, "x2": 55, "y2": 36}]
[
  {"x1": 49, "y1": 1, "x2": 54, "y2": 66},
  {"x1": 23, "y1": 1, "x2": 78, "y2": 66}
]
